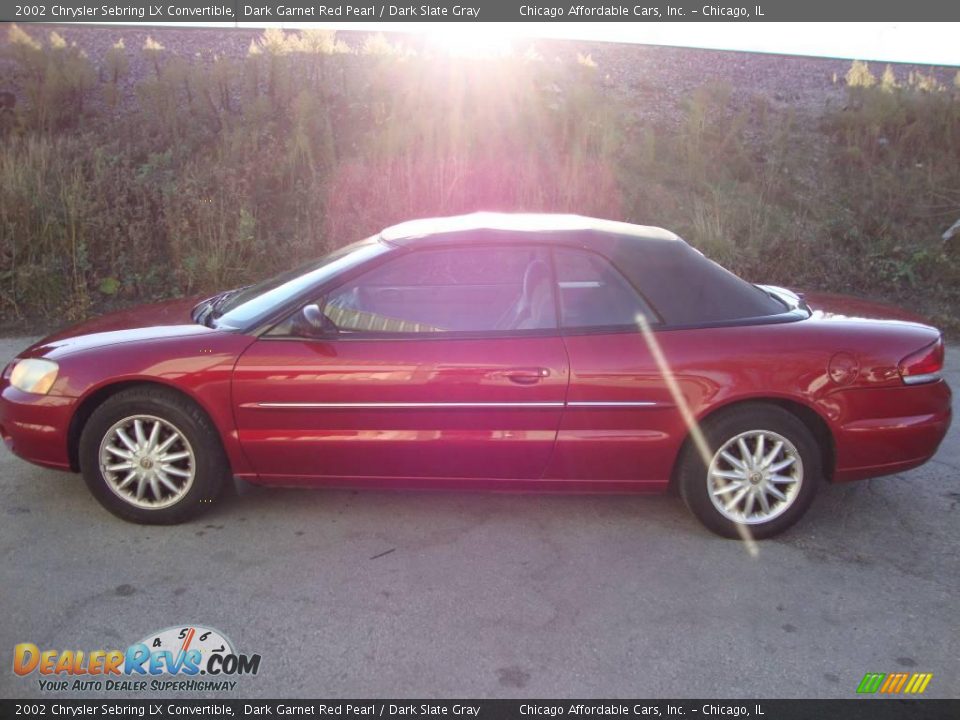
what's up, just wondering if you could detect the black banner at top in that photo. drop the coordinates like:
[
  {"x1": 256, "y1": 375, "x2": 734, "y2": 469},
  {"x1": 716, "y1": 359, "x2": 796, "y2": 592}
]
[{"x1": 3, "y1": 0, "x2": 960, "y2": 22}]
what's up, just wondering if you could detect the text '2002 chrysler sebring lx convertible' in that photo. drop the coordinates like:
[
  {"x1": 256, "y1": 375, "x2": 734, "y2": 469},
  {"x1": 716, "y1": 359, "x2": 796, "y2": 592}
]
[{"x1": 0, "y1": 214, "x2": 952, "y2": 537}]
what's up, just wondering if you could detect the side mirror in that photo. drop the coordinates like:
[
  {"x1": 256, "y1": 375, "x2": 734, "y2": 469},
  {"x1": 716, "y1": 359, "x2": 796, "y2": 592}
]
[{"x1": 301, "y1": 303, "x2": 338, "y2": 336}]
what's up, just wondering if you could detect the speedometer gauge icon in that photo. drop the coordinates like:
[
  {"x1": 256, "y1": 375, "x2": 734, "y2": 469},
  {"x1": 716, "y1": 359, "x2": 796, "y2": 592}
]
[{"x1": 135, "y1": 625, "x2": 235, "y2": 663}]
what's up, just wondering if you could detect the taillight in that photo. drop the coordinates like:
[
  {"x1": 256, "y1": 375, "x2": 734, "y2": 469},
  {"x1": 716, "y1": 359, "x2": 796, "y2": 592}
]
[{"x1": 899, "y1": 338, "x2": 944, "y2": 385}]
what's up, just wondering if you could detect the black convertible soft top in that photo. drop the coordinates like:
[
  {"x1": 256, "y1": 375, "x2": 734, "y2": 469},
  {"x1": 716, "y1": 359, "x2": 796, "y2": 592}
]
[{"x1": 381, "y1": 213, "x2": 786, "y2": 326}]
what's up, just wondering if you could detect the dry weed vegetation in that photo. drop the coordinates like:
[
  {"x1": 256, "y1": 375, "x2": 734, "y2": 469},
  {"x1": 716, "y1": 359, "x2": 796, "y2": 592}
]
[{"x1": 1, "y1": 26, "x2": 958, "y2": 332}]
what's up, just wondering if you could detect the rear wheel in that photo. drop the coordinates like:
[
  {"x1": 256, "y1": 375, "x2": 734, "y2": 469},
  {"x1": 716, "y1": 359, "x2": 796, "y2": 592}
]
[
  {"x1": 79, "y1": 387, "x2": 228, "y2": 524},
  {"x1": 677, "y1": 404, "x2": 821, "y2": 539}
]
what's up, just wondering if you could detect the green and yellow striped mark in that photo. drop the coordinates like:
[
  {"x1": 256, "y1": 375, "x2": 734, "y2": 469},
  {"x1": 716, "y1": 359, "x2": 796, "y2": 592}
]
[{"x1": 857, "y1": 672, "x2": 933, "y2": 694}]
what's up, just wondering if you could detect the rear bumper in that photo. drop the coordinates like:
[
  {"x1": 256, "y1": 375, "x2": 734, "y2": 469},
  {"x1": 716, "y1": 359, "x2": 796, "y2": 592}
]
[
  {"x1": 0, "y1": 382, "x2": 75, "y2": 471},
  {"x1": 831, "y1": 380, "x2": 952, "y2": 482}
]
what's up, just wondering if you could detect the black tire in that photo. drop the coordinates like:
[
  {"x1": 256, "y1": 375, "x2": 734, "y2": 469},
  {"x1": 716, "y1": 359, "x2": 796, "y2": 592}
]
[
  {"x1": 677, "y1": 403, "x2": 821, "y2": 539},
  {"x1": 79, "y1": 386, "x2": 229, "y2": 524}
]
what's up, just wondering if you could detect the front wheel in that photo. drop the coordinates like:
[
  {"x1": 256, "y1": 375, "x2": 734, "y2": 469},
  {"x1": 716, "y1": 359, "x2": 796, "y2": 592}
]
[
  {"x1": 677, "y1": 404, "x2": 821, "y2": 539},
  {"x1": 79, "y1": 387, "x2": 228, "y2": 524}
]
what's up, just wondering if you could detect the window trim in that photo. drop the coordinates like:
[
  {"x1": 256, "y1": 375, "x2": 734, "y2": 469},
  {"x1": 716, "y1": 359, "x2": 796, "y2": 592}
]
[{"x1": 265, "y1": 326, "x2": 564, "y2": 343}]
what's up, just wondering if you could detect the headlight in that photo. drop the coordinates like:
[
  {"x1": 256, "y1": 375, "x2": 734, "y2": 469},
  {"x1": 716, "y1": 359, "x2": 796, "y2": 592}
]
[{"x1": 10, "y1": 359, "x2": 59, "y2": 395}]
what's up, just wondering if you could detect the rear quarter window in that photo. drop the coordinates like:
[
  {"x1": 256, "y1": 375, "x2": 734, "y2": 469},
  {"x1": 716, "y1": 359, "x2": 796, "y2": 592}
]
[
  {"x1": 607, "y1": 240, "x2": 786, "y2": 326},
  {"x1": 553, "y1": 248, "x2": 658, "y2": 329}
]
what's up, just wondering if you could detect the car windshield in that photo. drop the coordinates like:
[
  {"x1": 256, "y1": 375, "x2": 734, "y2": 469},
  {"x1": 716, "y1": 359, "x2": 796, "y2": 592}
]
[{"x1": 212, "y1": 237, "x2": 388, "y2": 330}]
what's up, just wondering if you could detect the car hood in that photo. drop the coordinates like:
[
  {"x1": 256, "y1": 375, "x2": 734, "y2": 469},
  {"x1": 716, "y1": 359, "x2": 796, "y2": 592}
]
[{"x1": 19, "y1": 296, "x2": 220, "y2": 360}]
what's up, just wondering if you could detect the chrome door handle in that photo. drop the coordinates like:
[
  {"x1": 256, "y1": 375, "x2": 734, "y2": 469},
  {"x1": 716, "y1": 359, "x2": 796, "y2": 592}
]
[{"x1": 504, "y1": 368, "x2": 550, "y2": 385}]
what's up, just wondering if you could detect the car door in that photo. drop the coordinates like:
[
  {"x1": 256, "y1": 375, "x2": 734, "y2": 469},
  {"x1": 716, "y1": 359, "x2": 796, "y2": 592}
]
[
  {"x1": 232, "y1": 244, "x2": 570, "y2": 484},
  {"x1": 543, "y1": 246, "x2": 687, "y2": 489}
]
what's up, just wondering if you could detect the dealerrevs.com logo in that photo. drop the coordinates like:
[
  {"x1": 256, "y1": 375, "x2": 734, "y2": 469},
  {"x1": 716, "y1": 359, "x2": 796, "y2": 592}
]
[{"x1": 13, "y1": 625, "x2": 261, "y2": 693}]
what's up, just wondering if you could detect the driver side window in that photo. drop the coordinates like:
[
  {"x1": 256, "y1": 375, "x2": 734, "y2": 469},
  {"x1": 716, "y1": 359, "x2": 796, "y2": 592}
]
[{"x1": 289, "y1": 245, "x2": 557, "y2": 337}]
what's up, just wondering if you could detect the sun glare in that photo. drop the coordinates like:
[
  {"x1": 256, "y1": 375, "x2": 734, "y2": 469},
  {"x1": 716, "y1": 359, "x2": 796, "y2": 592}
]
[
  {"x1": 424, "y1": 29, "x2": 514, "y2": 59},
  {"x1": 635, "y1": 314, "x2": 760, "y2": 557}
]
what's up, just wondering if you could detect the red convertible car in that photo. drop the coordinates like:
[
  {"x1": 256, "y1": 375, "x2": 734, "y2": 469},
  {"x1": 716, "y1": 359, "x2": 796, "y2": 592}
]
[{"x1": 0, "y1": 214, "x2": 951, "y2": 537}]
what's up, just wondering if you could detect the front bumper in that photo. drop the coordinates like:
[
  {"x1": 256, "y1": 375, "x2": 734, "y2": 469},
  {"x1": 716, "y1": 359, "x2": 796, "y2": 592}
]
[{"x1": 0, "y1": 381, "x2": 76, "y2": 471}]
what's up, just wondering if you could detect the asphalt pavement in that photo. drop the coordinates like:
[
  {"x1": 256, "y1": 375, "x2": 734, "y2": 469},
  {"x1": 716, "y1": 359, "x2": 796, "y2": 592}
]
[{"x1": 1, "y1": 334, "x2": 957, "y2": 700}]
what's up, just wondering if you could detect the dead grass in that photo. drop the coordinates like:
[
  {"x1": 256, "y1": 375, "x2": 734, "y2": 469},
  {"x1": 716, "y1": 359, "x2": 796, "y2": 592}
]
[{"x1": 1, "y1": 25, "x2": 958, "y2": 334}]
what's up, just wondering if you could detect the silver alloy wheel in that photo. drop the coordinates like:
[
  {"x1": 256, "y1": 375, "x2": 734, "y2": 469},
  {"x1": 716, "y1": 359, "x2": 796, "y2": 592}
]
[
  {"x1": 98, "y1": 415, "x2": 196, "y2": 510},
  {"x1": 707, "y1": 429, "x2": 803, "y2": 525}
]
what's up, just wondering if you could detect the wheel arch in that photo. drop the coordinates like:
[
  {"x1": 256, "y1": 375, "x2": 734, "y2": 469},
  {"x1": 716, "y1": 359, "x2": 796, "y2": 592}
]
[
  {"x1": 67, "y1": 379, "x2": 230, "y2": 473},
  {"x1": 670, "y1": 396, "x2": 836, "y2": 489}
]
